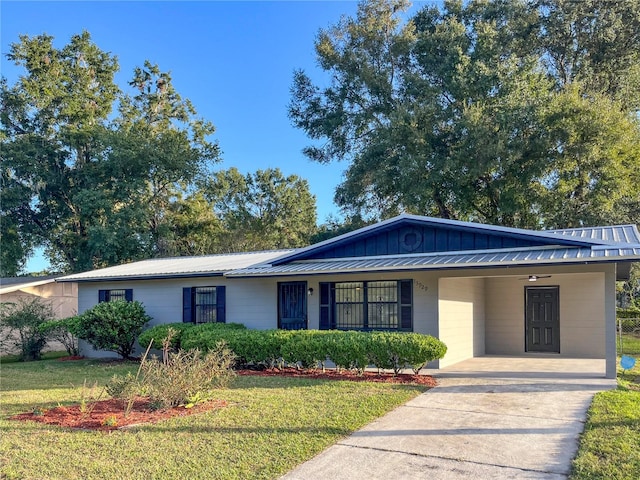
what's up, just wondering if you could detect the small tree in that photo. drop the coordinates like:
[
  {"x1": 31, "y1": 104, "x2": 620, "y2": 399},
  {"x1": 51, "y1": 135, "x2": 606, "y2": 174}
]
[
  {"x1": 39, "y1": 316, "x2": 81, "y2": 356},
  {"x1": 75, "y1": 300, "x2": 151, "y2": 359},
  {"x1": 0, "y1": 298, "x2": 54, "y2": 361}
]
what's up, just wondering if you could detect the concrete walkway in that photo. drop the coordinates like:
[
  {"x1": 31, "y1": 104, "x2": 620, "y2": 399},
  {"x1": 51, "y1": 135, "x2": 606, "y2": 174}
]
[{"x1": 281, "y1": 357, "x2": 616, "y2": 480}]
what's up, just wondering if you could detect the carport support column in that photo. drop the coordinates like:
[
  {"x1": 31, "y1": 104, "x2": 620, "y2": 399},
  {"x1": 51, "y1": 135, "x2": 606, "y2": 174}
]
[{"x1": 605, "y1": 266, "x2": 617, "y2": 379}]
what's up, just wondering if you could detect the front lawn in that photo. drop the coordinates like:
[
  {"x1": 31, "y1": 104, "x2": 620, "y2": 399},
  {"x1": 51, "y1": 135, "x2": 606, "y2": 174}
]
[
  {"x1": 0, "y1": 357, "x2": 426, "y2": 480},
  {"x1": 571, "y1": 356, "x2": 640, "y2": 480}
]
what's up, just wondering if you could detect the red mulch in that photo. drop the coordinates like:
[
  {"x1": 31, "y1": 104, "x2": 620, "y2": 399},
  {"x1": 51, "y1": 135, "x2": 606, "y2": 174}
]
[
  {"x1": 57, "y1": 355, "x2": 85, "y2": 361},
  {"x1": 237, "y1": 366, "x2": 438, "y2": 387},
  {"x1": 10, "y1": 398, "x2": 228, "y2": 431},
  {"x1": 10, "y1": 368, "x2": 436, "y2": 431}
]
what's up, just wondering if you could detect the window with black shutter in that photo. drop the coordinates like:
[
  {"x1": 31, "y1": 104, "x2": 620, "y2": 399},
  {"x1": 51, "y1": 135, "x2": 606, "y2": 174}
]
[
  {"x1": 98, "y1": 289, "x2": 133, "y2": 302},
  {"x1": 182, "y1": 286, "x2": 226, "y2": 324}
]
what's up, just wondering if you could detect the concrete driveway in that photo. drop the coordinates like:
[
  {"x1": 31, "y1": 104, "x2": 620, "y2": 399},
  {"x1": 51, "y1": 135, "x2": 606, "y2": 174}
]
[{"x1": 281, "y1": 357, "x2": 616, "y2": 480}]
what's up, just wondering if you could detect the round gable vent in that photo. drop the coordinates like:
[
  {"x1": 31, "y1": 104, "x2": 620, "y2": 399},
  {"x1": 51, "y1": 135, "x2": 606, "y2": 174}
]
[{"x1": 399, "y1": 227, "x2": 423, "y2": 253}]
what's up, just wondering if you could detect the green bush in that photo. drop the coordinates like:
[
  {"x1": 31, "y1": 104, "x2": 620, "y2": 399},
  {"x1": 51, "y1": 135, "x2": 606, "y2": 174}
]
[
  {"x1": 324, "y1": 331, "x2": 369, "y2": 373},
  {"x1": 0, "y1": 298, "x2": 55, "y2": 361},
  {"x1": 137, "y1": 323, "x2": 195, "y2": 350},
  {"x1": 175, "y1": 326, "x2": 447, "y2": 375},
  {"x1": 394, "y1": 333, "x2": 448, "y2": 374},
  {"x1": 617, "y1": 308, "x2": 640, "y2": 319},
  {"x1": 39, "y1": 316, "x2": 81, "y2": 356},
  {"x1": 366, "y1": 332, "x2": 396, "y2": 372},
  {"x1": 281, "y1": 331, "x2": 327, "y2": 369},
  {"x1": 75, "y1": 300, "x2": 151, "y2": 359},
  {"x1": 141, "y1": 322, "x2": 247, "y2": 352}
]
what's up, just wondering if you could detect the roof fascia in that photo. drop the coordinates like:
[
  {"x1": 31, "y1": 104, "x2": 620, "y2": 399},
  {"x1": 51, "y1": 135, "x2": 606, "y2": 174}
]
[
  {"x1": 228, "y1": 257, "x2": 636, "y2": 279},
  {"x1": 57, "y1": 272, "x2": 225, "y2": 283}
]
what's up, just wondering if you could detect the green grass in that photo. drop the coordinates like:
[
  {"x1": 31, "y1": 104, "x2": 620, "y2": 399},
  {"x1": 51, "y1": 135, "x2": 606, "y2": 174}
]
[
  {"x1": 0, "y1": 350, "x2": 69, "y2": 364},
  {"x1": 571, "y1": 356, "x2": 640, "y2": 480},
  {"x1": 0, "y1": 357, "x2": 426, "y2": 480},
  {"x1": 619, "y1": 333, "x2": 640, "y2": 356}
]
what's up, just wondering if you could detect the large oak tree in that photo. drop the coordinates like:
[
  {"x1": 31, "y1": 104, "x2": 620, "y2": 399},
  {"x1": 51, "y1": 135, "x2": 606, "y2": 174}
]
[{"x1": 289, "y1": 0, "x2": 640, "y2": 229}]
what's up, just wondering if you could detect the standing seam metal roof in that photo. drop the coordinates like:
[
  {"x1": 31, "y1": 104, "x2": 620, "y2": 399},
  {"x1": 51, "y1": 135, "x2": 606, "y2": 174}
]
[
  {"x1": 56, "y1": 221, "x2": 640, "y2": 282},
  {"x1": 57, "y1": 250, "x2": 295, "y2": 282},
  {"x1": 226, "y1": 245, "x2": 640, "y2": 277}
]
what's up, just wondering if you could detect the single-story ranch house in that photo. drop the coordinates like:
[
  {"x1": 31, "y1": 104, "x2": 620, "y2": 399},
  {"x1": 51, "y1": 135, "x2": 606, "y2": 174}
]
[{"x1": 58, "y1": 214, "x2": 640, "y2": 378}]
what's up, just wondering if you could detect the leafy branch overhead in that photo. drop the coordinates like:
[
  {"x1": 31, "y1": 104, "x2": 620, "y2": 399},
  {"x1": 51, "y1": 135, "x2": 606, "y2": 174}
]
[{"x1": 289, "y1": 0, "x2": 640, "y2": 229}]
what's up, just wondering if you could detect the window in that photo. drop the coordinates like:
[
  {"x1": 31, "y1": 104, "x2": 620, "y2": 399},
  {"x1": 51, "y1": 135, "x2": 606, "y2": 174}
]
[
  {"x1": 98, "y1": 289, "x2": 133, "y2": 302},
  {"x1": 183, "y1": 286, "x2": 226, "y2": 324},
  {"x1": 319, "y1": 280, "x2": 412, "y2": 331}
]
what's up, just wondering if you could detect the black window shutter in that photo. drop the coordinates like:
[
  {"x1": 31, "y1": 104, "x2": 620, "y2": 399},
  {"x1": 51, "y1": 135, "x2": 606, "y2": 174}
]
[
  {"x1": 98, "y1": 290, "x2": 108, "y2": 303},
  {"x1": 319, "y1": 282, "x2": 331, "y2": 330},
  {"x1": 124, "y1": 289, "x2": 133, "y2": 302},
  {"x1": 216, "y1": 286, "x2": 226, "y2": 323},
  {"x1": 399, "y1": 280, "x2": 413, "y2": 331},
  {"x1": 183, "y1": 287, "x2": 193, "y2": 323}
]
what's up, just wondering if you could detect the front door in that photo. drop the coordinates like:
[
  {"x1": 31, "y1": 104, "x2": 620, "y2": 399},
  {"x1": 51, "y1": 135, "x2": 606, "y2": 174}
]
[
  {"x1": 525, "y1": 286, "x2": 560, "y2": 353},
  {"x1": 278, "y1": 282, "x2": 307, "y2": 330}
]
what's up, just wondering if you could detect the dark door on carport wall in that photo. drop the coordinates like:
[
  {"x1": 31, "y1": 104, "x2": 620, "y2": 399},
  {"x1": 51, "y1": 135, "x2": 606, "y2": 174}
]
[{"x1": 525, "y1": 286, "x2": 560, "y2": 353}]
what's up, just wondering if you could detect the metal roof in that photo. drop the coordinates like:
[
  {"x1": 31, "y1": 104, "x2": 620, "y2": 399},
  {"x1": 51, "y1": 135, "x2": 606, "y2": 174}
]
[
  {"x1": 546, "y1": 225, "x2": 640, "y2": 245},
  {"x1": 57, "y1": 250, "x2": 294, "y2": 282},
  {"x1": 54, "y1": 216, "x2": 640, "y2": 283},
  {"x1": 226, "y1": 245, "x2": 640, "y2": 277}
]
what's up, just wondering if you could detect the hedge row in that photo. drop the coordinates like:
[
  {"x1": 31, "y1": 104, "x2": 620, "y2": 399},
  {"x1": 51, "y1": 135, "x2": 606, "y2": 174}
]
[
  {"x1": 617, "y1": 307, "x2": 640, "y2": 319},
  {"x1": 138, "y1": 323, "x2": 447, "y2": 374},
  {"x1": 137, "y1": 322, "x2": 246, "y2": 351}
]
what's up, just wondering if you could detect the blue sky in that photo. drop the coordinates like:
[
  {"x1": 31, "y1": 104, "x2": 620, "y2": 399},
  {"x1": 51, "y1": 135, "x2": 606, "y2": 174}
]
[{"x1": 1, "y1": 0, "x2": 430, "y2": 273}]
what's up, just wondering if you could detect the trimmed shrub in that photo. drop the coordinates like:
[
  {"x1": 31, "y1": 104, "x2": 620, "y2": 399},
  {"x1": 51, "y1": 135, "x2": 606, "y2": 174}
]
[
  {"x1": 281, "y1": 331, "x2": 328, "y2": 369},
  {"x1": 324, "y1": 331, "x2": 369, "y2": 373},
  {"x1": 394, "y1": 333, "x2": 448, "y2": 374},
  {"x1": 366, "y1": 332, "x2": 448, "y2": 374},
  {"x1": 175, "y1": 326, "x2": 447, "y2": 375},
  {"x1": 138, "y1": 323, "x2": 195, "y2": 351},
  {"x1": 0, "y1": 298, "x2": 55, "y2": 361},
  {"x1": 366, "y1": 332, "x2": 396, "y2": 372},
  {"x1": 75, "y1": 300, "x2": 151, "y2": 359}
]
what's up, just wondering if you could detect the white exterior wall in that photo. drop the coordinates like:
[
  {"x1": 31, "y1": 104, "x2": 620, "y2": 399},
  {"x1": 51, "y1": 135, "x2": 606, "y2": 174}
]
[
  {"x1": 76, "y1": 271, "x2": 442, "y2": 357},
  {"x1": 76, "y1": 263, "x2": 616, "y2": 375},
  {"x1": 438, "y1": 277, "x2": 486, "y2": 367}
]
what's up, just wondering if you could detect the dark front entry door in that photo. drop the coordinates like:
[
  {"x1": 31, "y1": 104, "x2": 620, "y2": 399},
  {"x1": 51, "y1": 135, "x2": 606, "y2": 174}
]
[
  {"x1": 525, "y1": 286, "x2": 560, "y2": 353},
  {"x1": 278, "y1": 282, "x2": 307, "y2": 330}
]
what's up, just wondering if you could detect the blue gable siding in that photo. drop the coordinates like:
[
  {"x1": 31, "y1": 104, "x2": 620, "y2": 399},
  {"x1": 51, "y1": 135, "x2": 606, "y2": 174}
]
[{"x1": 296, "y1": 221, "x2": 573, "y2": 261}]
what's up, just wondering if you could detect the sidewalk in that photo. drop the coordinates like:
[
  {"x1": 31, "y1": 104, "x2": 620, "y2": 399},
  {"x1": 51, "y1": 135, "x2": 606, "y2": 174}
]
[{"x1": 281, "y1": 357, "x2": 616, "y2": 480}]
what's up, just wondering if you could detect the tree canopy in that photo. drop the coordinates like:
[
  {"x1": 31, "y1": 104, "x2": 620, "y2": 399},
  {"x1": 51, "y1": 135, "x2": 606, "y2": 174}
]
[
  {"x1": 289, "y1": 0, "x2": 640, "y2": 229},
  {"x1": 1, "y1": 31, "x2": 319, "y2": 274},
  {"x1": 202, "y1": 167, "x2": 317, "y2": 252}
]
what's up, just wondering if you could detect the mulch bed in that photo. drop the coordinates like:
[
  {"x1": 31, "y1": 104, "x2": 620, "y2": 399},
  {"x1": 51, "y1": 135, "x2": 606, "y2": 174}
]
[
  {"x1": 9, "y1": 368, "x2": 436, "y2": 431},
  {"x1": 10, "y1": 398, "x2": 228, "y2": 431},
  {"x1": 236, "y1": 367, "x2": 438, "y2": 387}
]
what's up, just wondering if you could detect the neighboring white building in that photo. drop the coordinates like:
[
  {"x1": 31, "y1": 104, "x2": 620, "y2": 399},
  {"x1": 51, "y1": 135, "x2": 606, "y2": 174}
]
[{"x1": 58, "y1": 214, "x2": 640, "y2": 378}]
